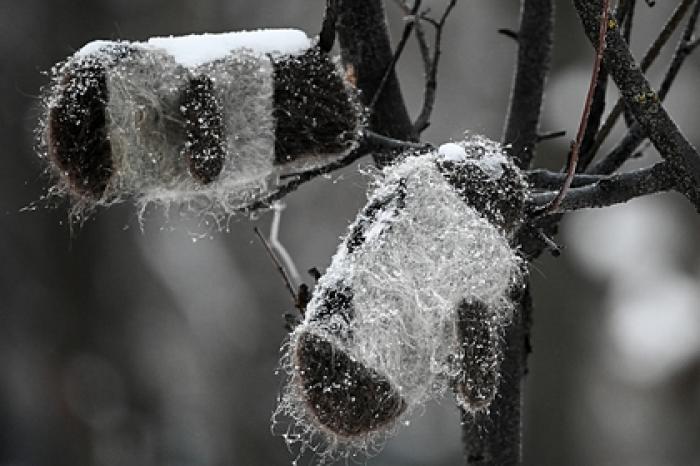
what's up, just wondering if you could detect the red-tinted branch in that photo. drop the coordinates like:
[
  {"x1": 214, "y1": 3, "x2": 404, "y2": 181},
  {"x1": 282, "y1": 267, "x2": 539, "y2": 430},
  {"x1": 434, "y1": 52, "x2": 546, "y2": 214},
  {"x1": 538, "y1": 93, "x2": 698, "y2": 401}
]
[
  {"x1": 588, "y1": 0, "x2": 695, "y2": 158},
  {"x1": 574, "y1": 0, "x2": 700, "y2": 206},
  {"x1": 546, "y1": 0, "x2": 609, "y2": 213},
  {"x1": 589, "y1": 0, "x2": 700, "y2": 178}
]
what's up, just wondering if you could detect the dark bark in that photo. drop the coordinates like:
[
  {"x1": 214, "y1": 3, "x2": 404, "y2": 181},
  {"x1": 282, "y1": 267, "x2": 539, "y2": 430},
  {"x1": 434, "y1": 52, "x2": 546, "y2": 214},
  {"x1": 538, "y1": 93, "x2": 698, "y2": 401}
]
[
  {"x1": 526, "y1": 170, "x2": 603, "y2": 189},
  {"x1": 588, "y1": 0, "x2": 695, "y2": 158},
  {"x1": 336, "y1": 0, "x2": 416, "y2": 166},
  {"x1": 573, "y1": 0, "x2": 700, "y2": 206},
  {"x1": 528, "y1": 162, "x2": 675, "y2": 212},
  {"x1": 590, "y1": 0, "x2": 700, "y2": 176},
  {"x1": 502, "y1": 0, "x2": 554, "y2": 169}
]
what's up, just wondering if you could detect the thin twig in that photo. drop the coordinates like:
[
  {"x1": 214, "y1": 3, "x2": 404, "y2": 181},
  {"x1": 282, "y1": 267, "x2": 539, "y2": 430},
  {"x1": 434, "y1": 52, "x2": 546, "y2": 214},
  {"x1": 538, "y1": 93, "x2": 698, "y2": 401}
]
[
  {"x1": 269, "y1": 203, "x2": 301, "y2": 287},
  {"x1": 468, "y1": 2, "x2": 553, "y2": 463},
  {"x1": 620, "y1": 0, "x2": 637, "y2": 127},
  {"x1": 658, "y1": 0, "x2": 700, "y2": 99},
  {"x1": 369, "y1": 0, "x2": 422, "y2": 111},
  {"x1": 244, "y1": 132, "x2": 430, "y2": 212},
  {"x1": 498, "y1": 28, "x2": 519, "y2": 41},
  {"x1": 620, "y1": 0, "x2": 638, "y2": 127},
  {"x1": 588, "y1": 0, "x2": 695, "y2": 157},
  {"x1": 577, "y1": 64, "x2": 608, "y2": 170},
  {"x1": 536, "y1": 130, "x2": 567, "y2": 142},
  {"x1": 363, "y1": 129, "x2": 433, "y2": 151},
  {"x1": 545, "y1": 0, "x2": 610, "y2": 214},
  {"x1": 393, "y1": 0, "x2": 432, "y2": 72},
  {"x1": 413, "y1": 0, "x2": 458, "y2": 134},
  {"x1": 254, "y1": 227, "x2": 298, "y2": 302},
  {"x1": 622, "y1": 0, "x2": 637, "y2": 43},
  {"x1": 244, "y1": 150, "x2": 368, "y2": 212}
]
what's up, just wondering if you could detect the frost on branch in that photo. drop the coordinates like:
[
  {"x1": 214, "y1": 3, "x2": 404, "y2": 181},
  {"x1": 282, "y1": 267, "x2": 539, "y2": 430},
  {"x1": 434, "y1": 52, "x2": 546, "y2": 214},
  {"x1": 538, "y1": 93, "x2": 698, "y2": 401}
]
[
  {"x1": 38, "y1": 29, "x2": 363, "y2": 218},
  {"x1": 274, "y1": 135, "x2": 528, "y2": 462}
]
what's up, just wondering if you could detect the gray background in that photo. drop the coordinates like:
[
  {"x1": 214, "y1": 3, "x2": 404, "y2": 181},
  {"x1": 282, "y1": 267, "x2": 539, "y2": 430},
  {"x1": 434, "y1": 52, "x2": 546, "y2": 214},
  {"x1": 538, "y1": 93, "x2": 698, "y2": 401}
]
[{"x1": 1, "y1": 1, "x2": 700, "y2": 465}]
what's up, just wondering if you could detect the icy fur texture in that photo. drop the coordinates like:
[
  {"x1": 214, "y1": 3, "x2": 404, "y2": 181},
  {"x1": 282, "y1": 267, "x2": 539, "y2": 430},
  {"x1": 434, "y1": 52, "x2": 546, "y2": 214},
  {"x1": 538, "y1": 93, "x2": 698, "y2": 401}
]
[
  {"x1": 132, "y1": 50, "x2": 279, "y2": 211},
  {"x1": 105, "y1": 49, "x2": 189, "y2": 200},
  {"x1": 39, "y1": 31, "x2": 363, "y2": 221},
  {"x1": 275, "y1": 137, "x2": 526, "y2": 462}
]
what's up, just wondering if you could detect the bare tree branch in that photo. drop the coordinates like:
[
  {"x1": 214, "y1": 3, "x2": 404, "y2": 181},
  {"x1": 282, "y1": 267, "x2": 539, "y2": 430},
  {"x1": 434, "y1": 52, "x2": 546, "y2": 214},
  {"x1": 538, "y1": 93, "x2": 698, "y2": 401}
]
[
  {"x1": 497, "y1": 28, "x2": 519, "y2": 41},
  {"x1": 589, "y1": 0, "x2": 700, "y2": 176},
  {"x1": 537, "y1": 129, "x2": 567, "y2": 142},
  {"x1": 242, "y1": 132, "x2": 428, "y2": 212},
  {"x1": 413, "y1": 0, "x2": 458, "y2": 134},
  {"x1": 546, "y1": 0, "x2": 610, "y2": 213},
  {"x1": 319, "y1": 0, "x2": 339, "y2": 53},
  {"x1": 502, "y1": 0, "x2": 554, "y2": 169},
  {"x1": 658, "y1": 0, "x2": 700, "y2": 99},
  {"x1": 369, "y1": 0, "x2": 422, "y2": 111},
  {"x1": 621, "y1": 0, "x2": 637, "y2": 44},
  {"x1": 588, "y1": 0, "x2": 695, "y2": 157},
  {"x1": 573, "y1": 0, "x2": 700, "y2": 206},
  {"x1": 463, "y1": 3, "x2": 553, "y2": 465},
  {"x1": 393, "y1": 1, "x2": 433, "y2": 75},
  {"x1": 336, "y1": 0, "x2": 417, "y2": 167},
  {"x1": 528, "y1": 162, "x2": 674, "y2": 213},
  {"x1": 620, "y1": 0, "x2": 637, "y2": 127}
]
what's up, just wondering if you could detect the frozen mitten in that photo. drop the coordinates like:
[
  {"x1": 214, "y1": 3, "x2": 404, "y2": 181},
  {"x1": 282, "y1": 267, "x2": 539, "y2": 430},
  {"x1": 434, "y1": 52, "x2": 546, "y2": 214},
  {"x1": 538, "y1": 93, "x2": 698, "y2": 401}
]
[
  {"x1": 275, "y1": 135, "x2": 528, "y2": 460},
  {"x1": 40, "y1": 29, "x2": 363, "y2": 215}
]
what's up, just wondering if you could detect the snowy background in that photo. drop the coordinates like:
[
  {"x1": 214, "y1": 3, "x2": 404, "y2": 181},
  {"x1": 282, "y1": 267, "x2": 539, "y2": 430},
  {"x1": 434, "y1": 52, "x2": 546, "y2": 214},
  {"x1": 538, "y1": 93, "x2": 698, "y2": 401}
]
[{"x1": 1, "y1": 1, "x2": 700, "y2": 465}]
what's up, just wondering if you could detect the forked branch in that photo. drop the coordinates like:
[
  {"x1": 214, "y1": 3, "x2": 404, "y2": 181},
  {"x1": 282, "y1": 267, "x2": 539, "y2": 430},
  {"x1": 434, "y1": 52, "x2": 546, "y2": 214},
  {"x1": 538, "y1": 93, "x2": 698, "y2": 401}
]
[{"x1": 573, "y1": 0, "x2": 700, "y2": 207}]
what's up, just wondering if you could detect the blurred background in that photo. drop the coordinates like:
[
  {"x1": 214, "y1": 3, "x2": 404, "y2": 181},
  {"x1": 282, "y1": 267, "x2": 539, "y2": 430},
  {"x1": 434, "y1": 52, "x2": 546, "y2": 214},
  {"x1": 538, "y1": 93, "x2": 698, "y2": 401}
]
[{"x1": 1, "y1": 1, "x2": 700, "y2": 465}]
